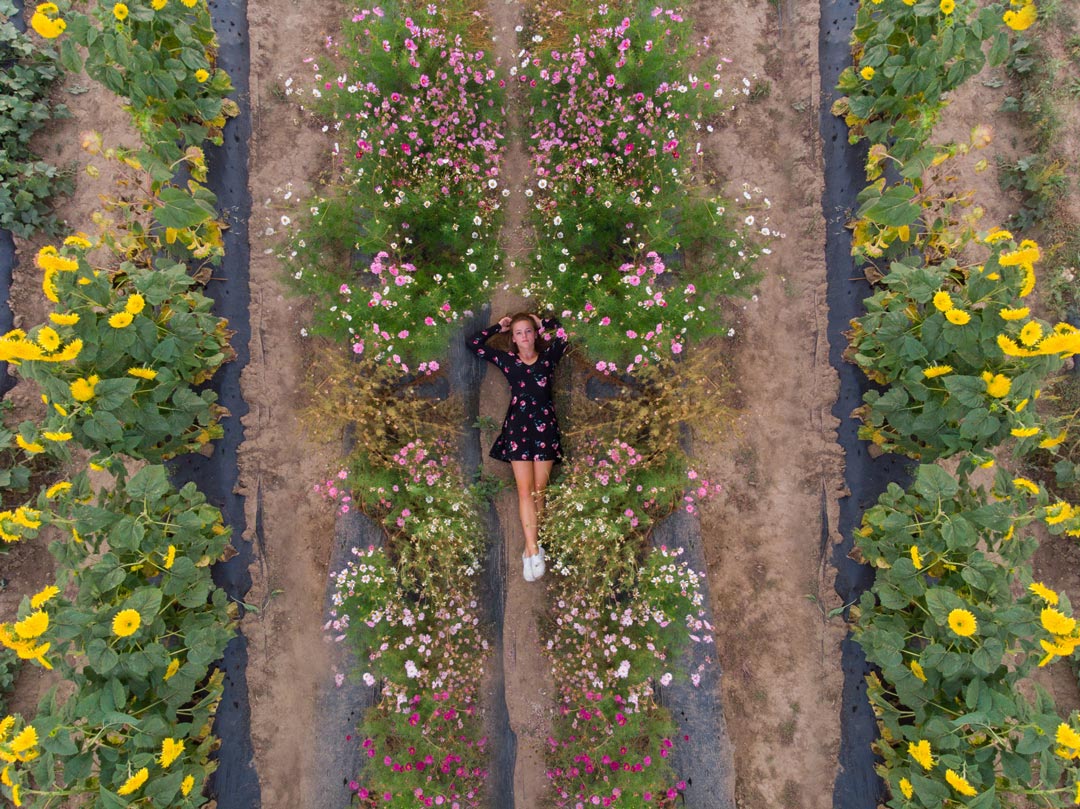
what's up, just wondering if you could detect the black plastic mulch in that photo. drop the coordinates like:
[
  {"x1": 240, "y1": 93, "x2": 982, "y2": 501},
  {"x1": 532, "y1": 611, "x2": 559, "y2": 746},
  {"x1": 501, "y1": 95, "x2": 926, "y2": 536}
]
[
  {"x1": 313, "y1": 484, "x2": 385, "y2": 809},
  {"x1": 455, "y1": 307, "x2": 516, "y2": 808},
  {"x1": 0, "y1": 230, "x2": 15, "y2": 397},
  {"x1": 820, "y1": 0, "x2": 911, "y2": 806},
  {"x1": 168, "y1": 0, "x2": 260, "y2": 804},
  {"x1": 650, "y1": 508, "x2": 737, "y2": 809}
]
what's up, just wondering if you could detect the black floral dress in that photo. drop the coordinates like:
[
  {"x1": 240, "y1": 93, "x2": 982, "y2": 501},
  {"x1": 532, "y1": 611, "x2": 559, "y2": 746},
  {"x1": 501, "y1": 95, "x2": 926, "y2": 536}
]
[{"x1": 466, "y1": 318, "x2": 566, "y2": 463}]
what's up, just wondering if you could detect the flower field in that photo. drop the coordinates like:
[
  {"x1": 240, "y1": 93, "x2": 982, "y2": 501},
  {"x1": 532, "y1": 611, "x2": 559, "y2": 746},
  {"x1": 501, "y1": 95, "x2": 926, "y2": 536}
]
[{"x1": 2, "y1": 0, "x2": 1079, "y2": 803}]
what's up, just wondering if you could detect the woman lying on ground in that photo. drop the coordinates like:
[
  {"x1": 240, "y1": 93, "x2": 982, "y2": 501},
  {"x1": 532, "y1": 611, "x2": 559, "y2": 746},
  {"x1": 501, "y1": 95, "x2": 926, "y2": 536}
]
[{"x1": 466, "y1": 312, "x2": 567, "y2": 581}]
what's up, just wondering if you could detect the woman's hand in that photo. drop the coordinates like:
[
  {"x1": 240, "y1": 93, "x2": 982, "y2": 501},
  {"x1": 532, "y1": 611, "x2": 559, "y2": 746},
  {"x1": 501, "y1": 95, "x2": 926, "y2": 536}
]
[
  {"x1": 529, "y1": 314, "x2": 542, "y2": 329},
  {"x1": 498, "y1": 316, "x2": 512, "y2": 332}
]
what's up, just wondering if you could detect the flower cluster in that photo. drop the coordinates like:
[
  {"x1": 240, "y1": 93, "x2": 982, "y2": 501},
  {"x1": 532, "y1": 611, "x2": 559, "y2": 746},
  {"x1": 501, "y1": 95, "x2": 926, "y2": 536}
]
[
  {"x1": 315, "y1": 469, "x2": 354, "y2": 516},
  {"x1": 543, "y1": 439, "x2": 721, "y2": 586},
  {"x1": 29, "y1": 2, "x2": 65, "y2": 38},
  {"x1": 849, "y1": 232, "x2": 1073, "y2": 465},
  {"x1": 0, "y1": 584, "x2": 57, "y2": 669},
  {"x1": 518, "y1": 3, "x2": 765, "y2": 371},
  {"x1": 543, "y1": 546, "x2": 712, "y2": 806},
  {"x1": 837, "y1": 9, "x2": 1080, "y2": 794},
  {"x1": 539, "y1": 427, "x2": 715, "y2": 803},
  {"x1": 0, "y1": 506, "x2": 43, "y2": 546},
  {"x1": 0, "y1": 466, "x2": 231, "y2": 808},
  {"x1": 3, "y1": 243, "x2": 230, "y2": 465},
  {"x1": 286, "y1": 1, "x2": 505, "y2": 369},
  {"x1": 328, "y1": 435, "x2": 490, "y2": 802}
]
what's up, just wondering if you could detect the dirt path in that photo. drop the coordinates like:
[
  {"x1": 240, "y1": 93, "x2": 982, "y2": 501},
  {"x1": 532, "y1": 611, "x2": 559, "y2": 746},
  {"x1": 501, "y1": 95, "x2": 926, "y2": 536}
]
[
  {"x1": 479, "y1": 1, "x2": 558, "y2": 802},
  {"x1": 692, "y1": 0, "x2": 849, "y2": 805},
  {"x1": 239, "y1": 1, "x2": 345, "y2": 805}
]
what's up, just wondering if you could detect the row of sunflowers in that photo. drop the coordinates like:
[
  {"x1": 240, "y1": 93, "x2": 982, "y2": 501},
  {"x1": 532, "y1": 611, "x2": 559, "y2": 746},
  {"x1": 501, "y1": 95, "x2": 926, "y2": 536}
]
[
  {"x1": 2, "y1": 0, "x2": 241, "y2": 805},
  {"x1": 834, "y1": 0, "x2": 1080, "y2": 804}
]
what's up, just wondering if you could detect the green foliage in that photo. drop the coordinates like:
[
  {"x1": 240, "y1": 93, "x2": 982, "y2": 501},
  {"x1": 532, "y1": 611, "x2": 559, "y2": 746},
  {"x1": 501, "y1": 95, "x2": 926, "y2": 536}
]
[
  {"x1": 1, "y1": 4, "x2": 241, "y2": 806},
  {"x1": 834, "y1": 0, "x2": 1011, "y2": 163},
  {"x1": 856, "y1": 465, "x2": 1080, "y2": 807},
  {"x1": 519, "y1": 2, "x2": 762, "y2": 369},
  {"x1": 286, "y1": 0, "x2": 504, "y2": 368},
  {"x1": 12, "y1": 249, "x2": 232, "y2": 464},
  {"x1": 834, "y1": 0, "x2": 1080, "y2": 802},
  {"x1": 0, "y1": 0, "x2": 72, "y2": 236},
  {"x1": 540, "y1": 439, "x2": 713, "y2": 805},
  {"x1": 0, "y1": 647, "x2": 16, "y2": 714},
  {"x1": 997, "y1": 153, "x2": 1068, "y2": 231},
  {"x1": 542, "y1": 442, "x2": 690, "y2": 593},
  {"x1": 62, "y1": 0, "x2": 236, "y2": 172},
  {"x1": 845, "y1": 241, "x2": 1069, "y2": 463},
  {"x1": 345, "y1": 439, "x2": 485, "y2": 599},
  {"x1": 0, "y1": 402, "x2": 41, "y2": 506},
  {"x1": 2, "y1": 466, "x2": 234, "y2": 807}
]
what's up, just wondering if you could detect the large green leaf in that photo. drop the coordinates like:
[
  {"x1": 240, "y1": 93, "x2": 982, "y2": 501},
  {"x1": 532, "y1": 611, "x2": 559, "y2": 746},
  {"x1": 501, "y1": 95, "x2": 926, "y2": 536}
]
[
  {"x1": 125, "y1": 465, "x2": 171, "y2": 502},
  {"x1": 857, "y1": 183, "x2": 920, "y2": 228},
  {"x1": 913, "y1": 464, "x2": 958, "y2": 501},
  {"x1": 153, "y1": 186, "x2": 216, "y2": 229}
]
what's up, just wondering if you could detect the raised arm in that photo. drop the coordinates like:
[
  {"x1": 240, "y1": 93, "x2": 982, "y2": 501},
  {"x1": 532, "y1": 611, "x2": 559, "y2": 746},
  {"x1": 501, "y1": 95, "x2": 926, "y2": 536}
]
[
  {"x1": 466, "y1": 322, "x2": 512, "y2": 369},
  {"x1": 539, "y1": 316, "x2": 568, "y2": 365}
]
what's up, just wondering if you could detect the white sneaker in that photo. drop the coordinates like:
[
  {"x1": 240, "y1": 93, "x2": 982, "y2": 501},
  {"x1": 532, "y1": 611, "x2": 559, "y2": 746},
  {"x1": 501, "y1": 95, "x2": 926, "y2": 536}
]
[
  {"x1": 523, "y1": 551, "x2": 535, "y2": 582},
  {"x1": 531, "y1": 545, "x2": 546, "y2": 580}
]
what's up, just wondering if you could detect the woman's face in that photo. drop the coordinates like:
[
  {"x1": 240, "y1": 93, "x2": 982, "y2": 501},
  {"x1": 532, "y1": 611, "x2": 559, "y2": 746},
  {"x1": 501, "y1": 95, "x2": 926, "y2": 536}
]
[{"x1": 511, "y1": 320, "x2": 536, "y2": 353}]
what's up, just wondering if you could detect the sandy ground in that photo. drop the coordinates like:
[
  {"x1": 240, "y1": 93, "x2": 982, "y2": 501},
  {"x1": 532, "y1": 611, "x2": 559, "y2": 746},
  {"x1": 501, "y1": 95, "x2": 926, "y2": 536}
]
[
  {"x1": 690, "y1": 0, "x2": 851, "y2": 805},
  {"x1": 239, "y1": 0, "x2": 346, "y2": 804}
]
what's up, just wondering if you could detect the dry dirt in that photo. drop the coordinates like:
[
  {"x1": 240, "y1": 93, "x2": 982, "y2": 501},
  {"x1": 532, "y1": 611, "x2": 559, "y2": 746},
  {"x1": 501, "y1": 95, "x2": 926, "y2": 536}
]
[
  {"x1": 239, "y1": 0, "x2": 346, "y2": 804},
  {"x1": 689, "y1": 0, "x2": 851, "y2": 805}
]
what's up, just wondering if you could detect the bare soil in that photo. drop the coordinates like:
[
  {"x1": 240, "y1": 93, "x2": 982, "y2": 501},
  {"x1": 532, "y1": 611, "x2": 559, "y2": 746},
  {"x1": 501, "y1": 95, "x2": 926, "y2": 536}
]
[{"x1": 240, "y1": 0, "x2": 347, "y2": 804}]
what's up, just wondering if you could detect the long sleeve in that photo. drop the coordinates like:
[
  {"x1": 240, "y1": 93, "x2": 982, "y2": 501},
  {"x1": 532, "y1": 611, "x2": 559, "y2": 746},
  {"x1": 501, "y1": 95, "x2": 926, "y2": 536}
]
[{"x1": 466, "y1": 324, "x2": 511, "y2": 370}]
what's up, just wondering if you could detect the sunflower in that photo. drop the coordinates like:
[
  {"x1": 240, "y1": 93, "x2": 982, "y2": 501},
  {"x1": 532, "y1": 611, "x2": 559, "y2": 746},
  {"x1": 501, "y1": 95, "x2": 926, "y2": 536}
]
[
  {"x1": 945, "y1": 308, "x2": 970, "y2": 325},
  {"x1": 947, "y1": 608, "x2": 977, "y2": 637},
  {"x1": 112, "y1": 609, "x2": 142, "y2": 638}
]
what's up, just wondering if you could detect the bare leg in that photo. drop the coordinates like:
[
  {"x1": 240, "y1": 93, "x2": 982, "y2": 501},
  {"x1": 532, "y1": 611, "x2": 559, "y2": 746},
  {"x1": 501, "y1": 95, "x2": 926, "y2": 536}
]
[
  {"x1": 532, "y1": 459, "x2": 555, "y2": 528},
  {"x1": 511, "y1": 460, "x2": 539, "y2": 558}
]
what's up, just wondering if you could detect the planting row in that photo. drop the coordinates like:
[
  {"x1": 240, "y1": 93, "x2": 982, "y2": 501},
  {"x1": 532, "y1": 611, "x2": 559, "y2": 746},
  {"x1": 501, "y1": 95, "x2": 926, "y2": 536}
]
[
  {"x1": 833, "y1": 0, "x2": 1080, "y2": 804},
  {"x1": 292, "y1": 2, "x2": 502, "y2": 805},
  {"x1": 286, "y1": 0, "x2": 505, "y2": 371},
  {"x1": 517, "y1": 0, "x2": 763, "y2": 370},
  {"x1": 2, "y1": 1, "x2": 240, "y2": 806}
]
